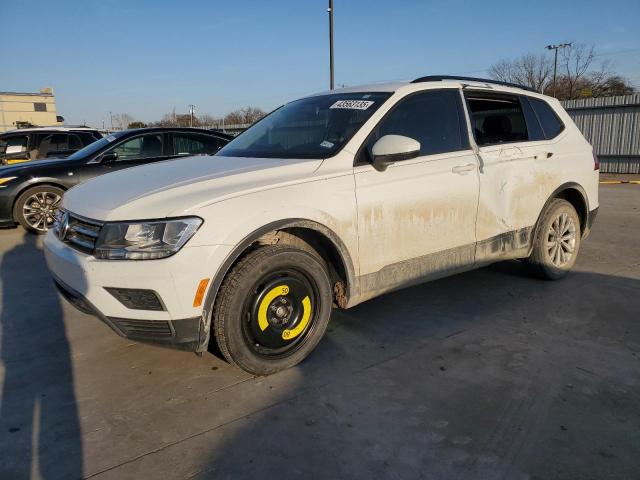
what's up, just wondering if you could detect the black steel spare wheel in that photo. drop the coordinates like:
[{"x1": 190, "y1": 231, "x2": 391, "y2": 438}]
[
  {"x1": 245, "y1": 272, "x2": 317, "y2": 355},
  {"x1": 213, "y1": 244, "x2": 333, "y2": 375}
]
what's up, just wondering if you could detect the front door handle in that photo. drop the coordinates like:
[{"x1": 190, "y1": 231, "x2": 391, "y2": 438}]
[{"x1": 452, "y1": 163, "x2": 476, "y2": 174}]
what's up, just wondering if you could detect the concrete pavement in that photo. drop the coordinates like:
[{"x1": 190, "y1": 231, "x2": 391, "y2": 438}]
[{"x1": 0, "y1": 185, "x2": 638, "y2": 480}]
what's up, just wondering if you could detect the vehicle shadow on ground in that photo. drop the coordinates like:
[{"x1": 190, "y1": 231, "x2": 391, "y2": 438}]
[
  {"x1": 0, "y1": 233, "x2": 83, "y2": 479},
  {"x1": 194, "y1": 264, "x2": 640, "y2": 480}
]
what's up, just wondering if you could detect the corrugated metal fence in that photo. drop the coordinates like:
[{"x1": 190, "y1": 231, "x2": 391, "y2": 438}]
[{"x1": 562, "y1": 94, "x2": 640, "y2": 174}]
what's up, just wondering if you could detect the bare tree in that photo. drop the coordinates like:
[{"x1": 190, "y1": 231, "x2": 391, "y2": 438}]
[
  {"x1": 111, "y1": 113, "x2": 135, "y2": 130},
  {"x1": 489, "y1": 53, "x2": 551, "y2": 92},
  {"x1": 490, "y1": 45, "x2": 635, "y2": 99},
  {"x1": 199, "y1": 114, "x2": 219, "y2": 127},
  {"x1": 560, "y1": 43, "x2": 596, "y2": 99},
  {"x1": 224, "y1": 106, "x2": 266, "y2": 125}
]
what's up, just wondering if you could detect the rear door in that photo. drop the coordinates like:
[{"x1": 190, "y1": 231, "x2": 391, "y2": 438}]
[
  {"x1": 354, "y1": 89, "x2": 480, "y2": 287},
  {"x1": 465, "y1": 92, "x2": 558, "y2": 262}
]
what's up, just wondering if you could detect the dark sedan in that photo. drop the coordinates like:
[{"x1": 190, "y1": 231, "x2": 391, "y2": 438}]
[{"x1": 0, "y1": 127, "x2": 232, "y2": 233}]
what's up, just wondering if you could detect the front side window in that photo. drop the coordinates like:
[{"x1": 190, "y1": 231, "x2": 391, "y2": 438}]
[
  {"x1": 466, "y1": 95, "x2": 529, "y2": 146},
  {"x1": 529, "y1": 98, "x2": 565, "y2": 139},
  {"x1": 363, "y1": 90, "x2": 469, "y2": 160},
  {"x1": 218, "y1": 92, "x2": 392, "y2": 159},
  {"x1": 173, "y1": 133, "x2": 220, "y2": 156},
  {"x1": 111, "y1": 134, "x2": 164, "y2": 161}
]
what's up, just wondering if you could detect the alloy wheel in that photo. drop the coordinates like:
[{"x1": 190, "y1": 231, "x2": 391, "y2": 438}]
[
  {"x1": 546, "y1": 212, "x2": 577, "y2": 267},
  {"x1": 22, "y1": 191, "x2": 62, "y2": 232}
]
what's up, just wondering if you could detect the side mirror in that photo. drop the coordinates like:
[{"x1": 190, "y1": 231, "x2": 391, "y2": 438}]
[
  {"x1": 371, "y1": 135, "x2": 420, "y2": 172},
  {"x1": 101, "y1": 151, "x2": 118, "y2": 164}
]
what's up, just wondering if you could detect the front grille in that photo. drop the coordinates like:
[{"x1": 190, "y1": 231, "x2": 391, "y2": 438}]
[
  {"x1": 55, "y1": 210, "x2": 103, "y2": 254},
  {"x1": 109, "y1": 318, "x2": 174, "y2": 339}
]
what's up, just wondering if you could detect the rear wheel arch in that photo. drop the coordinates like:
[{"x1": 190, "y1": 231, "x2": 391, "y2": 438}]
[{"x1": 532, "y1": 183, "x2": 589, "y2": 243}]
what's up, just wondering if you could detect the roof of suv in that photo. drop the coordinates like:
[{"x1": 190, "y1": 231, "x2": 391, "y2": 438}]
[
  {"x1": 309, "y1": 75, "x2": 543, "y2": 98},
  {"x1": 1, "y1": 126, "x2": 101, "y2": 135}
]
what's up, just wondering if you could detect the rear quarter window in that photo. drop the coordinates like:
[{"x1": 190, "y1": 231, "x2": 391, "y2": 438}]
[{"x1": 529, "y1": 98, "x2": 565, "y2": 139}]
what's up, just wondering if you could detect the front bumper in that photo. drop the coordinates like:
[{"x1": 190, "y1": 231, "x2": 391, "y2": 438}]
[
  {"x1": 53, "y1": 276, "x2": 202, "y2": 350},
  {"x1": 0, "y1": 187, "x2": 17, "y2": 227},
  {"x1": 44, "y1": 230, "x2": 232, "y2": 350}
]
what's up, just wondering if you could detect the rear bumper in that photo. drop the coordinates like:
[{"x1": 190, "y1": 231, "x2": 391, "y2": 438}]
[
  {"x1": 53, "y1": 275, "x2": 202, "y2": 350},
  {"x1": 584, "y1": 207, "x2": 599, "y2": 238}
]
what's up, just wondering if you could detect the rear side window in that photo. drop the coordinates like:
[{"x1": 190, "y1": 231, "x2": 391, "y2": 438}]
[
  {"x1": 365, "y1": 90, "x2": 469, "y2": 158},
  {"x1": 529, "y1": 98, "x2": 565, "y2": 139},
  {"x1": 77, "y1": 132, "x2": 100, "y2": 146},
  {"x1": 173, "y1": 133, "x2": 221, "y2": 155},
  {"x1": 68, "y1": 134, "x2": 83, "y2": 150},
  {"x1": 466, "y1": 95, "x2": 529, "y2": 146},
  {"x1": 2, "y1": 135, "x2": 29, "y2": 154}
]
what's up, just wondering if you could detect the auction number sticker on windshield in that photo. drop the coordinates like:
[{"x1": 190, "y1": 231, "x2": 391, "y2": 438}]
[
  {"x1": 106, "y1": 135, "x2": 117, "y2": 142},
  {"x1": 330, "y1": 100, "x2": 374, "y2": 110}
]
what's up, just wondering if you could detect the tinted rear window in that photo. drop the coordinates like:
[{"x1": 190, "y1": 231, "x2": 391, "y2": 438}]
[{"x1": 529, "y1": 98, "x2": 564, "y2": 139}]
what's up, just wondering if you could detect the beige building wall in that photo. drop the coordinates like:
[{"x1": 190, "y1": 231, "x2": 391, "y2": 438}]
[{"x1": 0, "y1": 88, "x2": 60, "y2": 132}]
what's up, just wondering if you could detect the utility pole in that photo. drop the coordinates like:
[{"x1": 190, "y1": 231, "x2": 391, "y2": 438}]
[
  {"x1": 328, "y1": 0, "x2": 334, "y2": 90},
  {"x1": 188, "y1": 104, "x2": 196, "y2": 127},
  {"x1": 109, "y1": 111, "x2": 113, "y2": 131},
  {"x1": 545, "y1": 42, "x2": 572, "y2": 97}
]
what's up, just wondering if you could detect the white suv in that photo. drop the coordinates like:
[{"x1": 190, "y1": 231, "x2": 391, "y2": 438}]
[{"x1": 45, "y1": 76, "x2": 599, "y2": 375}]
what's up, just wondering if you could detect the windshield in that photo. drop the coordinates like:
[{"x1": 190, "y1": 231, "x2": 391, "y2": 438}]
[
  {"x1": 217, "y1": 92, "x2": 392, "y2": 159},
  {"x1": 66, "y1": 131, "x2": 126, "y2": 160}
]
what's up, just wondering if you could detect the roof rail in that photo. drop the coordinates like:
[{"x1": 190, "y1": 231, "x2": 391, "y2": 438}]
[{"x1": 411, "y1": 75, "x2": 536, "y2": 92}]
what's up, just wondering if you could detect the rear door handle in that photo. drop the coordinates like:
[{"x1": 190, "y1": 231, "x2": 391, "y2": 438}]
[{"x1": 452, "y1": 163, "x2": 476, "y2": 174}]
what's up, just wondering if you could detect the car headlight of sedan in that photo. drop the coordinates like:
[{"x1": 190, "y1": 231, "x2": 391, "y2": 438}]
[
  {"x1": 0, "y1": 176, "x2": 17, "y2": 186},
  {"x1": 94, "y1": 217, "x2": 203, "y2": 260}
]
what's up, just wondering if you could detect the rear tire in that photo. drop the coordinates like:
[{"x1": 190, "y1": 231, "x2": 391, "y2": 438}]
[
  {"x1": 526, "y1": 199, "x2": 581, "y2": 280},
  {"x1": 14, "y1": 185, "x2": 64, "y2": 234},
  {"x1": 213, "y1": 245, "x2": 333, "y2": 375}
]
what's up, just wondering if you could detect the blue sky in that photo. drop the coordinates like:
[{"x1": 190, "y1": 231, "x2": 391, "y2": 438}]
[{"x1": 1, "y1": 0, "x2": 639, "y2": 126}]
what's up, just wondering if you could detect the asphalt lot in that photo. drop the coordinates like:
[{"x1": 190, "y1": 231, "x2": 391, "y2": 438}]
[{"x1": 0, "y1": 185, "x2": 638, "y2": 480}]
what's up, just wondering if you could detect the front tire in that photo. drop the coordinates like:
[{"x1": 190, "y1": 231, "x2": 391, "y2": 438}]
[
  {"x1": 526, "y1": 199, "x2": 581, "y2": 279},
  {"x1": 14, "y1": 185, "x2": 64, "y2": 234},
  {"x1": 213, "y1": 245, "x2": 333, "y2": 375}
]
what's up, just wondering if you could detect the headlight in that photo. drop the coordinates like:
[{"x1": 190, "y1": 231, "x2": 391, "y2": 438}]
[
  {"x1": 0, "y1": 177, "x2": 17, "y2": 186},
  {"x1": 94, "y1": 217, "x2": 202, "y2": 260}
]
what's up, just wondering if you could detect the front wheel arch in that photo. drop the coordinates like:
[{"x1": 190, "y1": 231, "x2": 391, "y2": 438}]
[{"x1": 198, "y1": 219, "x2": 356, "y2": 352}]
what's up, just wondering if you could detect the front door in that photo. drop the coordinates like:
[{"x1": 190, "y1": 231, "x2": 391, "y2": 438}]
[{"x1": 354, "y1": 89, "x2": 480, "y2": 298}]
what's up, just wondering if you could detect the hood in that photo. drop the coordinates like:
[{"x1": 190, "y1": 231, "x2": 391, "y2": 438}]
[
  {"x1": 0, "y1": 157, "x2": 76, "y2": 176},
  {"x1": 63, "y1": 155, "x2": 323, "y2": 221}
]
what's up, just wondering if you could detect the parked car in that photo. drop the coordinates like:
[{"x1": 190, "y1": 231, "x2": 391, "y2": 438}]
[
  {"x1": 0, "y1": 127, "x2": 232, "y2": 233},
  {"x1": 44, "y1": 76, "x2": 599, "y2": 375},
  {"x1": 0, "y1": 126, "x2": 103, "y2": 165}
]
